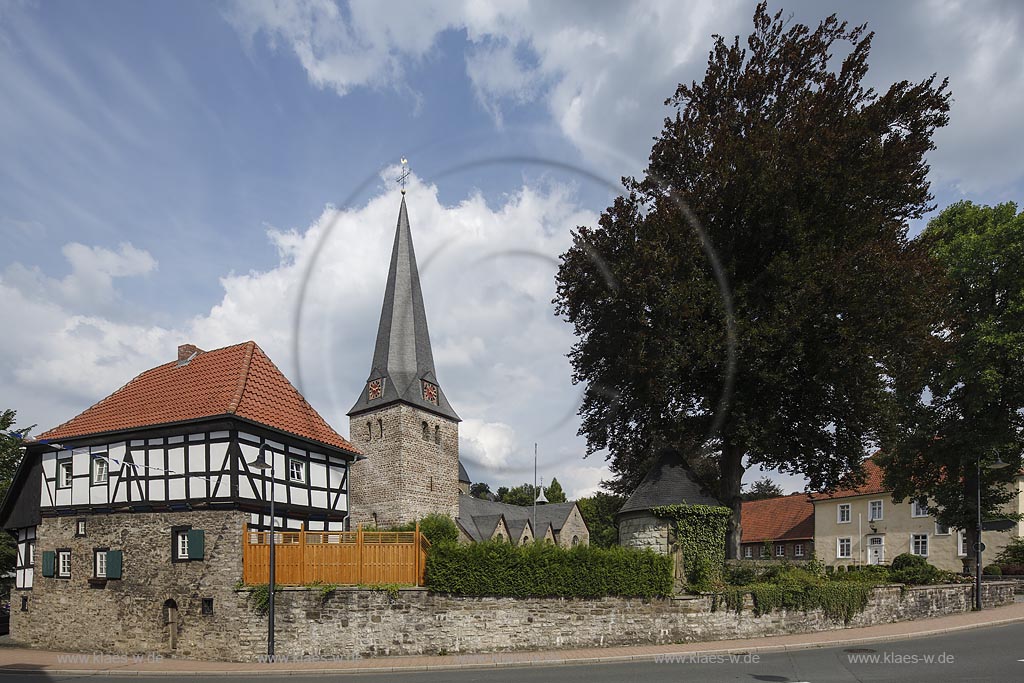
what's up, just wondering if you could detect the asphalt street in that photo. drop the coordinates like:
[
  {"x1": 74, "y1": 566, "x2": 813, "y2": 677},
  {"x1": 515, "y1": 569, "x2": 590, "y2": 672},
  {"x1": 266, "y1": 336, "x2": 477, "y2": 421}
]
[{"x1": 2, "y1": 620, "x2": 1023, "y2": 682}]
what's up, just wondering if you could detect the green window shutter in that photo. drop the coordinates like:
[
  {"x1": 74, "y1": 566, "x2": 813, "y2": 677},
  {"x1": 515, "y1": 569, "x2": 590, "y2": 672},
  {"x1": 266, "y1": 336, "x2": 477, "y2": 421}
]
[
  {"x1": 41, "y1": 551, "x2": 55, "y2": 577},
  {"x1": 106, "y1": 550, "x2": 123, "y2": 579},
  {"x1": 187, "y1": 529, "x2": 205, "y2": 560}
]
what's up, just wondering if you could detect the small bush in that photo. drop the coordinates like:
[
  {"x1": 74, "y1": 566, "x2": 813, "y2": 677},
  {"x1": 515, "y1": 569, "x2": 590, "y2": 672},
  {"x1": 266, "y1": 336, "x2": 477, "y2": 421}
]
[
  {"x1": 426, "y1": 540, "x2": 673, "y2": 598},
  {"x1": 891, "y1": 553, "x2": 928, "y2": 571},
  {"x1": 983, "y1": 564, "x2": 1003, "y2": 576},
  {"x1": 994, "y1": 537, "x2": 1024, "y2": 566},
  {"x1": 835, "y1": 565, "x2": 890, "y2": 583},
  {"x1": 890, "y1": 562, "x2": 942, "y2": 586}
]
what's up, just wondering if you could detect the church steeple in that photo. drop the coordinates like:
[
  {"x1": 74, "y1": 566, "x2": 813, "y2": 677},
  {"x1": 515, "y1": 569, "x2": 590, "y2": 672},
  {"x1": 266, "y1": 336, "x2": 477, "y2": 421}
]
[{"x1": 348, "y1": 195, "x2": 460, "y2": 421}]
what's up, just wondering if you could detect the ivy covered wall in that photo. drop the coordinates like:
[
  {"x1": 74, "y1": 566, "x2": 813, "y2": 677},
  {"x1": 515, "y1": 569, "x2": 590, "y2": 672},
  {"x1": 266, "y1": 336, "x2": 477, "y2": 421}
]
[{"x1": 652, "y1": 504, "x2": 731, "y2": 591}]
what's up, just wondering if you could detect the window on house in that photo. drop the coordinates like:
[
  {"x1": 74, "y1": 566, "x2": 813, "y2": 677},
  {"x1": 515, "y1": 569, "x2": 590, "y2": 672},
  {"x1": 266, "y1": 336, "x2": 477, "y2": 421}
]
[
  {"x1": 912, "y1": 533, "x2": 929, "y2": 556},
  {"x1": 201, "y1": 598, "x2": 214, "y2": 615},
  {"x1": 288, "y1": 458, "x2": 305, "y2": 483},
  {"x1": 957, "y1": 529, "x2": 966, "y2": 556},
  {"x1": 837, "y1": 538, "x2": 852, "y2": 559},
  {"x1": 27, "y1": 541, "x2": 35, "y2": 567},
  {"x1": 868, "y1": 500, "x2": 883, "y2": 521},
  {"x1": 57, "y1": 550, "x2": 71, "y2": 578},
  {"x1": 935, "y1": 522, "x2": 950, "y2": 535},
  {"x1": 911, "y1": 501, "x2": 929, "y2": 517},
  {"x1": 366, "y1": 421, "x2": 372, "y2": 440},
  {"x1": 58, "y1": 460, "x2": 73, "y2": 489},
  {"x1": 75, "y1": 520, "x2": 86, "y2": 537},
  {"x1": 571, "y1": 535, "x2": 580, "y2": 547},
  {"x1": 434, "y1": 425, "x2": 440, "y2": 445},
  {"x1": 794, "y1": 544, "x2": 804, "y2": 558},
  {"x1": 92, "y1": 456, "x2": 108, "y2": 485},
  {"x1": 776, "y1": 544, "x2": 786, "y2": 557},
  {"x1": 177, "y1": 531, "x2": 189, "y2": 560},
  {"x1": 377, "y1": 419, "x2": 383, "y2": 438},
  {"x1": 837, "y1": 504, "x2": 851, "y2": 523},
  {"x1": 95, "y1": 550, "x2": 107, "y2": 578},
  {"x1": 421, "y1": 421, "x2": 429, "y2": 441},
  {"x1": 744, "y1": 546, "x2": 753, "y2": 559}
]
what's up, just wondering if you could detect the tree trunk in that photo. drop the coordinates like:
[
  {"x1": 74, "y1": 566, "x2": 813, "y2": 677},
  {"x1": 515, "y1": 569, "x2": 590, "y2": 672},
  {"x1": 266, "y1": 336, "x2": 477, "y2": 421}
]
[{"x1": 719, "y1": 444, "x2": 745, "y2": 560}]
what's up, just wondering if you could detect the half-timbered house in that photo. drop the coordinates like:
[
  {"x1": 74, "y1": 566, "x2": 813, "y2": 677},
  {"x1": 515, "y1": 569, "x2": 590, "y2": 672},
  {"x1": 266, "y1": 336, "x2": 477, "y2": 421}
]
[{"x1": 0, "y1": 340, "x2": 360, "y2": 654}]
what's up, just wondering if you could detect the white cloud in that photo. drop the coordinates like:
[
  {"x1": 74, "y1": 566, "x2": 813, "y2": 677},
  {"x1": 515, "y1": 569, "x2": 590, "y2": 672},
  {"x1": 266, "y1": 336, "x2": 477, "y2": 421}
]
[
  {"x1": 3, "y1": 241, "x2": 157, "y2": 314},
  {"x1": 0, "y1": 171, "x2": 610, "y2": 495}
]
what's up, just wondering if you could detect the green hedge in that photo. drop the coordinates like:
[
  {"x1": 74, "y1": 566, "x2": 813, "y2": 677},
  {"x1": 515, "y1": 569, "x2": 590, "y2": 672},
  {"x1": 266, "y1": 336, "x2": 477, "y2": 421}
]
[
  {"x1": 714, "y1": 566, "x2": 876, "y2": 624},
  {"x1": 425, "y1": 541, "x2": 673, "y2": 598}
]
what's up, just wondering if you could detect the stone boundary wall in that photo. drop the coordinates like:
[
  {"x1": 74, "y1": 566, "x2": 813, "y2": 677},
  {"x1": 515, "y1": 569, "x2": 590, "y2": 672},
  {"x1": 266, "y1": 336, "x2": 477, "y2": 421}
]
[{"x1": 240, "y1": 582, "x2": 1015, "y2": 661}]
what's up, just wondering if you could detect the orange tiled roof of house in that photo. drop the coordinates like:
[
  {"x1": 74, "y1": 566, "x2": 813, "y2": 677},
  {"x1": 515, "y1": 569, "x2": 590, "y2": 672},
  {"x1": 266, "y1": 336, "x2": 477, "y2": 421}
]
[
  {"x1": 741, "y1": 493, "x2": 815, "y2": 543},
  {"x1": 37, "y1": 341, "x2": 358, "y2": 454},
  {"x1": 812, "y1": 457, "x2": 888, "y2": 500}
]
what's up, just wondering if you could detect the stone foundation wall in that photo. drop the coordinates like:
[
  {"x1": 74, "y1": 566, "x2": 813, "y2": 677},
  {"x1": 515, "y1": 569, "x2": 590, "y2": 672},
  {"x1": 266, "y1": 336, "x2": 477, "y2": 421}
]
[
  {"x1": 250, "y1": 582, "x2": 1013, "y2": 661},
  {"x1": 10, "y1": 510, "x2": 249, "y2": 660}
]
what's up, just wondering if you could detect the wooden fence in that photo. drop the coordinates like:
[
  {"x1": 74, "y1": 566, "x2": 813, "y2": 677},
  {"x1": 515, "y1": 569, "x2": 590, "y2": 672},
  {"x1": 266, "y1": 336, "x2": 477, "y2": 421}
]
[{"x1": 242, "y1": 523, "x2": 430, "y2": 587}]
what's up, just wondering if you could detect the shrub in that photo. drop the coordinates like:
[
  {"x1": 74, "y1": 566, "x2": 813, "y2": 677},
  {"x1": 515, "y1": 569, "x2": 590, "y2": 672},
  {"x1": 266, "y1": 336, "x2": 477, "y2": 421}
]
[
  {"x1": 835, "y1": 565, "x2": 890, "y2": 583},
  {"x1": 713, "y1": 568, "x2": 877, "y2": 624},
  {"x1": 890, "y1": 562, "x2": 942, "y2": 586},
  {"x1": 425, "y1": 540, "x2": 673, "y2": 598},
  {"x1": 890, "y1": 553, "x2": 928, "y2": 571},
  {"x1": 983, "y1": 564, "x2": 1003, "y2": 576},
  {"x1": 418, "y1": 513, "x2": 459, "y2": 545},
  {"x1": 994, "y1": 537, "x2": 1024, "y2": 566}
]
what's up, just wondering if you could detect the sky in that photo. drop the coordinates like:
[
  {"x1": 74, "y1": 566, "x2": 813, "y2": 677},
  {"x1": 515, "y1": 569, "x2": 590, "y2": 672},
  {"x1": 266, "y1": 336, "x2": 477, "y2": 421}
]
[{"x1": 2, "y1": 0, "x2": 1023, "y2": 500}]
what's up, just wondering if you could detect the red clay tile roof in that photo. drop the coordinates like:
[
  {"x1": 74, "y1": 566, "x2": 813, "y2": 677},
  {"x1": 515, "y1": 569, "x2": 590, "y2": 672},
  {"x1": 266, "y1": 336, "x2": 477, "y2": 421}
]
[
  {"x1": 741, "y1": 493, "x2": 815, "y2": 543},
  {"x1": 812, "y1": 457, "x2": 888, "y2": 500},
  {"x1": 37, "y1": 341, "x2": 358, "y2": 454}
]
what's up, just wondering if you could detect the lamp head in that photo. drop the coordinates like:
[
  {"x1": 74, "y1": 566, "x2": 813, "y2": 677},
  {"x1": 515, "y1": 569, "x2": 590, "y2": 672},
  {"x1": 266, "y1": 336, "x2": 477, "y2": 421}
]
[{"x1": 250, "y1": 444, "x2": 273, "y2": 471}]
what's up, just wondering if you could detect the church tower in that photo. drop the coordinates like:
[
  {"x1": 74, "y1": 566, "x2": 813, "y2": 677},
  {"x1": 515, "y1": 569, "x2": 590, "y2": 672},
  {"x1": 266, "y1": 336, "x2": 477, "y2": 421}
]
[{"x1": 347, "y1": 195, "x2": 461, "y2": 527}]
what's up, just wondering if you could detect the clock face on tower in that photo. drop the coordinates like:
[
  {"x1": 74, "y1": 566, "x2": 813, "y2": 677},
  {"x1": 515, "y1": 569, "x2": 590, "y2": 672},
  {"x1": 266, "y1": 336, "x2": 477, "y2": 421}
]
[
  {"x1": 367, "y1": 378, "x2": 384, "y2": 400},
  {"x1": 421, "y1": 380, "x2": 439, "y2": 405}
]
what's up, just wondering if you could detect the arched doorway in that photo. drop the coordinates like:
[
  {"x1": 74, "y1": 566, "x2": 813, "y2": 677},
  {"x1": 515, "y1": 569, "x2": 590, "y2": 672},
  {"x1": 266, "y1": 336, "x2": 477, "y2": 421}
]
[{"x1": 163, "y1": 599, "x2": 179, "y2": 650}]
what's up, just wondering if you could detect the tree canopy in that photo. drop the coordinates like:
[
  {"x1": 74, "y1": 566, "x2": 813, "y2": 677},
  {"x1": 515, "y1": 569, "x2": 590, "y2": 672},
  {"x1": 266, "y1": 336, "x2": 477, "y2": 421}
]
[
  {"x1": 554, "y1": 2, "x2": 949, "y2": 556},
  {"x1": 742, "y1": 477, "x2": 786, "y2": 501},
  {"x1": 576, "y1": 492, "x2": 626, "y2": 548},
  {"x1": 879, "y1": 202, "x2": 1024, "y2": 566},
  {"x1": 1, "y1": 409, "x2": 31, "y2": 574}
]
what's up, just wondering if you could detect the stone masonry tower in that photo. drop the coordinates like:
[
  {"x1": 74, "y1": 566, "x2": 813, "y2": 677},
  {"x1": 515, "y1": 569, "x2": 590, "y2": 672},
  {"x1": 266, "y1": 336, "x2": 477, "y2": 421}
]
[{"x1": 347, "y1": 195, "x2": 461, "y2": 527}]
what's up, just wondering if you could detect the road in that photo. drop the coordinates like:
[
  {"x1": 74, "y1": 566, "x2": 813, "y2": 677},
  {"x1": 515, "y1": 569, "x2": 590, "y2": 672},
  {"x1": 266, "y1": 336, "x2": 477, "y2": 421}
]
[{"x1": 2, "y1": 621, "x2": 1024, "y2": 682}]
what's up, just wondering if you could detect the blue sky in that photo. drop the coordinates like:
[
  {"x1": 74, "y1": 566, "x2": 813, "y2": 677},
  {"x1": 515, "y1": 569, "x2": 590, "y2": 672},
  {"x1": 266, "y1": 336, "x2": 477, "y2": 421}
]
[{"x1": 3, "y1": 0, "x2": 1023, "y2": 498}]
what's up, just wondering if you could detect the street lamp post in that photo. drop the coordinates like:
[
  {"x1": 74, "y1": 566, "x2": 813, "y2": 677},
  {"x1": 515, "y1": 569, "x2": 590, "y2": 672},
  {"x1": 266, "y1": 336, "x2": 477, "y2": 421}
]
[
  {"x1": 975, "y1": 452, "x2": 1009, "y2": 611},
  {"x1": 249, "y1": 444, "x2": 276, "y2": 657}
]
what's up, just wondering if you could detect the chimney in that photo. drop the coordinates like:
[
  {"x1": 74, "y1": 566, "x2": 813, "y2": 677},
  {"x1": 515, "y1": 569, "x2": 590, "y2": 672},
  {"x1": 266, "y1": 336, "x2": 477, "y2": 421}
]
[{"x1": 177, "y1": 344, "x2": 204, "y2": 365}]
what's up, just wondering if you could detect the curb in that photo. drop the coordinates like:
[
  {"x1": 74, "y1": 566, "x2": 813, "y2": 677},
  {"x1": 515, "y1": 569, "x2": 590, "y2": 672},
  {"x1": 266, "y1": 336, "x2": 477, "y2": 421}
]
[{"x1": 3, "y1": 613, "x2": 1024, "y2": 677}]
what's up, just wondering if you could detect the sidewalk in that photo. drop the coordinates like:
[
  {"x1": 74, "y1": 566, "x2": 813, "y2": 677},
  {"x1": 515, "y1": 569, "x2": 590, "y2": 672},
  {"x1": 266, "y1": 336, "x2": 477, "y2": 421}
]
[{"x1": 3, "y1": 601, "x2": 1024, "y2": 677}]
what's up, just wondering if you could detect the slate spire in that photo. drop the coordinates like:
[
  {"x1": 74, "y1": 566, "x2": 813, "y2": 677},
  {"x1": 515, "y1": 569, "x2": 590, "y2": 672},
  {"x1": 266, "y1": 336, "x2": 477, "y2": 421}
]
[{"x1": 349, "y1": 196, "x2": 460, "y2": 421}]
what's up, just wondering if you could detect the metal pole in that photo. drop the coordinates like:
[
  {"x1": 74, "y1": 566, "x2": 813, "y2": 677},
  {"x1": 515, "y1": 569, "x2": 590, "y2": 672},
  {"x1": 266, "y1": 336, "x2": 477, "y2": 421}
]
[
  {"x1": 976, "y1": 452, "x2": 982, "y2": 611},
  {"x1": 268, "y1": 450, "x2": 276, "y2": 657},
  {"x1": 532, "y1": 443, "x2": 537, "y2": 537}
]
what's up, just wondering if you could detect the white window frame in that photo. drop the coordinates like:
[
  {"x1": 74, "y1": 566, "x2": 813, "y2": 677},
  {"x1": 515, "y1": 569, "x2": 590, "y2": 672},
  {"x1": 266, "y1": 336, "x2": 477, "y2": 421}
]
[
  {"x1": 92, "y1": 457, "x2": 108, "y2": 485},
  {"x1": 868, "y1": 499, "x2": 883, "y2": 521},
  {"x1": 794, "y1": 543, "x2": 805, "y2": 558},
  {"x1": 911, "y1": 500, "x2": 929, "y2": 518},
  {"x1": 837, "y1": 503, "x2": 851, "y2": 524},
  {"x1": 95, "y1": 551, "x2": 107, "y2": 578},
  {"x1": 957, "y1": 529, "x2": 967, "y2": 557},
  {"x1": 911, "y1": 533, "x2": 929, "y2": 557},
  {"x1": 27, "y1": 541, "x2": 35, "y2": 567},
  {"x1": 288, "y1": 458, "x2": 305, "y2": 483},
  {"x1": 76, "y1": 520, "x2": 86, "y2": 536},
  {"x1": 837, "y1": 537, "x2": 852, "y2": 559},
  {"x1": 177, "y1": 531, "x2": 189, "y2": 560},
  {"x1": 58, "y1": 460, "x2": 73, "y2": 488},
  {"x1": 934, "y1": 522, "x2": 951, "y2": 535},
  {"x1": 57, "y1": 550, "x2": 71, "y2": 578},
  {"x1": 744, "y1": 546, "x2": 753, "y2": 559},
  {"x1": 775, "y1": 544, "x2": 786, "y2": 558}
]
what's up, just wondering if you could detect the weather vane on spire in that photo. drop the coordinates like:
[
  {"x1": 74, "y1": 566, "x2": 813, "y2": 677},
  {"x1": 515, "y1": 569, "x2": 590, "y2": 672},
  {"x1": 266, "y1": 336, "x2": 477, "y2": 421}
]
[{"x1": 397, "y1": 157, "x2": 410, "y2": 195}]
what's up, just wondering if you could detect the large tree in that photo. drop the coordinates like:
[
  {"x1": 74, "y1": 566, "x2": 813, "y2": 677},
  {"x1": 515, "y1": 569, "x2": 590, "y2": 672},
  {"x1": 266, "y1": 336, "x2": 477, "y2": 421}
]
[
  {"x1": 879, "y1": 202, "x2": 1024, "y2": 570},
  {"x1": 576, "y1": 492, "x2": 625, "y2": 548},
  {"x1": 554, "y1": 3, "x2": 949, "y2": 556}
]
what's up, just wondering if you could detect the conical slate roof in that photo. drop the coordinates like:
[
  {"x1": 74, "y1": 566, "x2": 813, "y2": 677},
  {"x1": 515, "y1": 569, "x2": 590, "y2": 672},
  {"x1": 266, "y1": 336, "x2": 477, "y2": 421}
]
[
  {"x1": 348, "y1": 196, "x2": 459, "y2": 421},
  {"x1": 618, "y1": 449, "x2": 722, "y2": 515}
]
